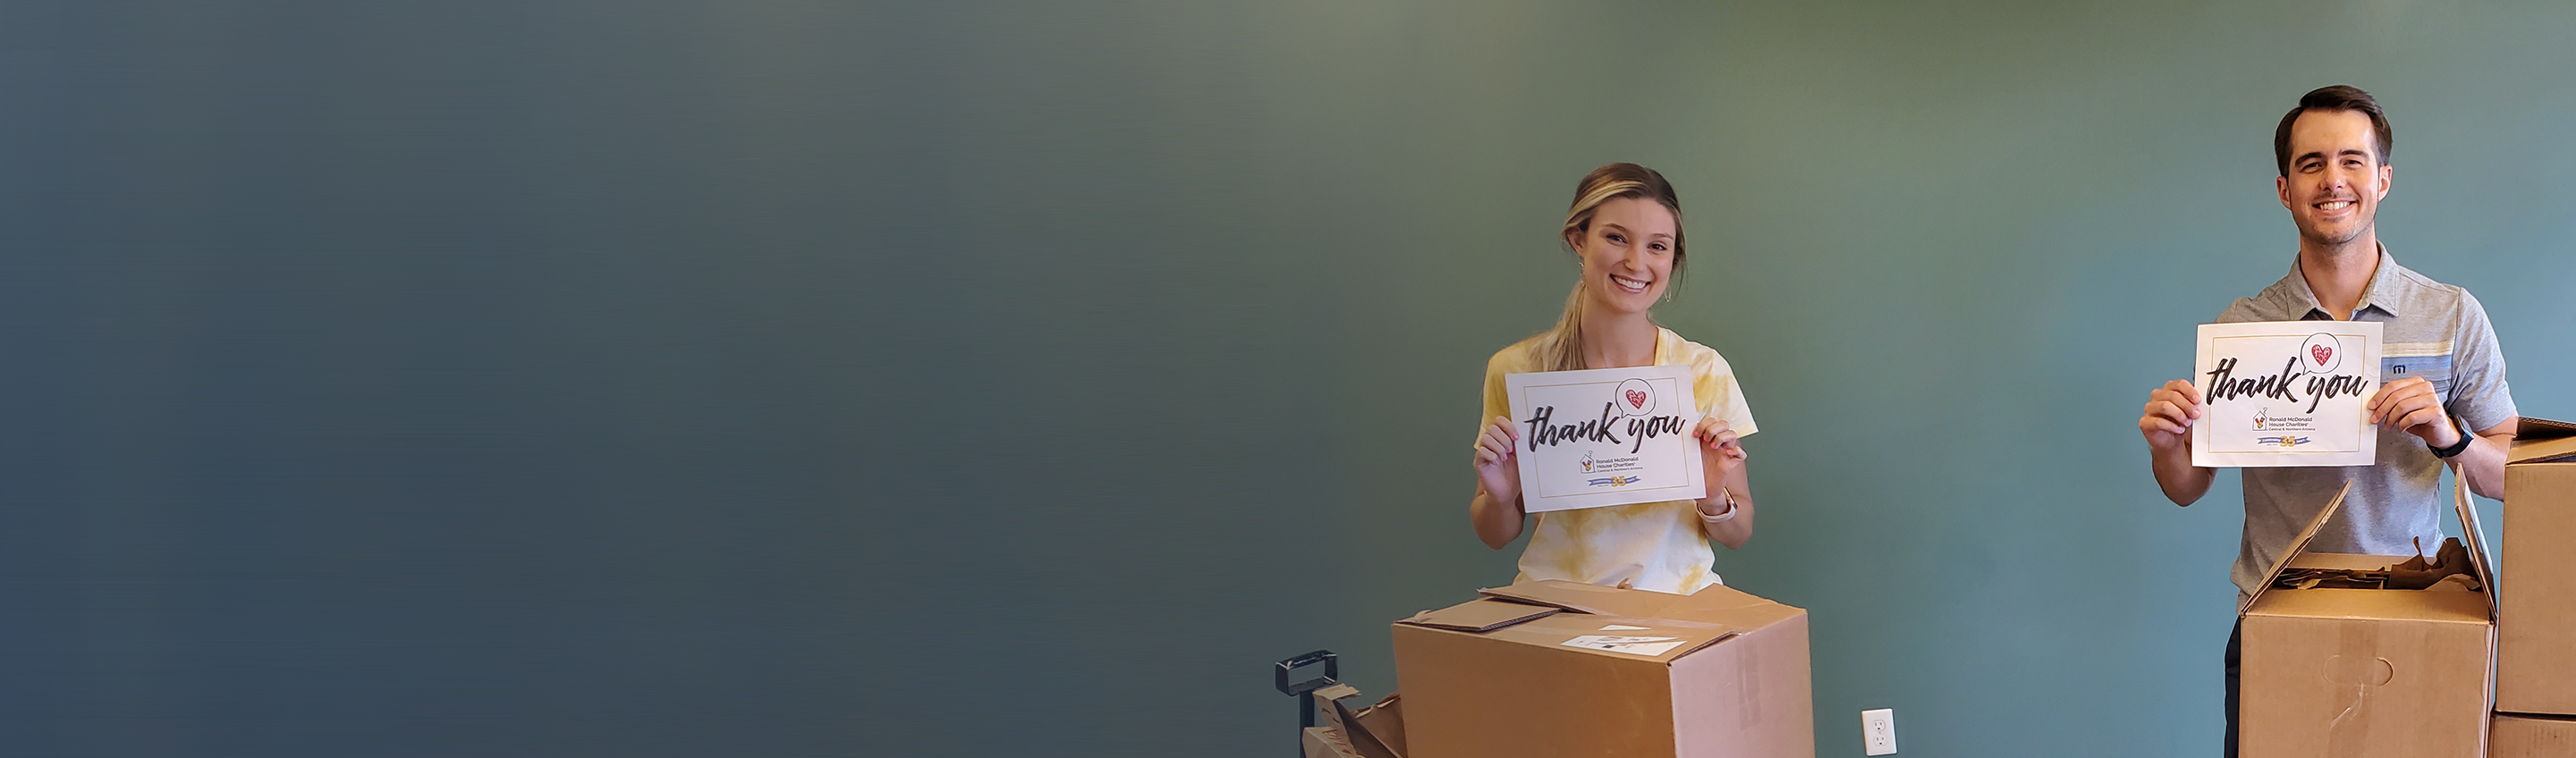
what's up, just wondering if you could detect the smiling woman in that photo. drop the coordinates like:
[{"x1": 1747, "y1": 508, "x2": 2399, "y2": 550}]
[{"x1": 1463, "y1": 164, "x2": 1764, "y2": 594}]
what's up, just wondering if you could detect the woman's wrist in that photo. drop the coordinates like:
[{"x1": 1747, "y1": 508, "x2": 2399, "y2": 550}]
[{"x1": 1698, "y1": 486, "x2": 1738, "y2": 522}]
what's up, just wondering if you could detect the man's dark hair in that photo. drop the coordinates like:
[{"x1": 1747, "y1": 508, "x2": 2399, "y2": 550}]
[{"x1": 2274, "y1": 85, "x2": 2394, "y2": 178}]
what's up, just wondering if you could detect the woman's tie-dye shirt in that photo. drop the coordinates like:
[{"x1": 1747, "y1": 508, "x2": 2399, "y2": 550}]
[{"x1": 1479, "y1": 327, "x2": 1758, "y2": 594}]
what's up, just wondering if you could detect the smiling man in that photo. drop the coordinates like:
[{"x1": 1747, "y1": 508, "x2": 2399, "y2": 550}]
[{"x1": 2131, "y1": 85, "x2": 2520, "y2": 757}]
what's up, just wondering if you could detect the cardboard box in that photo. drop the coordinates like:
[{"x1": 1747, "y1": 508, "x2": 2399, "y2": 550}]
[
  {"x1": 2498, "y1": 417, "x2": 2576, "y2": 716},
  {"x1": 1305, "y1": 727, "x2": 1366, "y2": 758},
  {"x1": 1309, "y1": 684, "x2": 1405, "y2": 758},
  {"x1": 2494, "y1": 713, "x2": 2576, "y2": 758},
  {"x1": 2238, "y1": 481, "x2": 2499, "y2": 758},
  {"x1": 1390, "y1": 580, "x2": 1812, "y2": 758}
]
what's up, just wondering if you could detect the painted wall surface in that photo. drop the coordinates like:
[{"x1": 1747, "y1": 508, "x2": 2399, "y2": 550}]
[{"x1": 5, "y1": 2, "x2": 2572, "y2": 756}]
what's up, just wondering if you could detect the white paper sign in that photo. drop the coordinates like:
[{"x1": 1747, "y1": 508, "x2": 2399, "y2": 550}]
[
  {"x1": 1558, "y1": 635, "x2": 1686, "y2": 657},
  {"x1": 1504, "y1": 365, "x2": 1706, "y2": 513},
  {"x1": 2192, "y1": 321, "x2": 2382, "y2": 467}
]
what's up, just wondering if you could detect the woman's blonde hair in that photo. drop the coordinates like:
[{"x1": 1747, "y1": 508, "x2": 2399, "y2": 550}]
[{"x1": 1537, "y1": 163, "x2": 1686, "y2": 372}]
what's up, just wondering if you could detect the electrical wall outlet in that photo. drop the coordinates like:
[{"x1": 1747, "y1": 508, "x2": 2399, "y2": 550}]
[{"x1": 1861, "y1": 708, "x2": 1896, "y2": 755}]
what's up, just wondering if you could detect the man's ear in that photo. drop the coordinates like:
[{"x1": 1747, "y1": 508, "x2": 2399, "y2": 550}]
[
  {"x1": 2376, "y1": 163, "x2": 2394, "y2": 200},
  {"x1": 2276, "y1": 175, "x2": 2292, "y2": 212}
]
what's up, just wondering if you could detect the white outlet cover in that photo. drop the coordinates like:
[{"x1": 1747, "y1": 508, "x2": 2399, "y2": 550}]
[{"x1": 1861, "y1": 708, "x2": 1896, "y2": 756}]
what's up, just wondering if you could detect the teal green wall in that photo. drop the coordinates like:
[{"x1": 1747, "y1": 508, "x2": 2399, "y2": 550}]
[{"x1": 9, "y1": 2, "x2": 2575, "y2": 756}]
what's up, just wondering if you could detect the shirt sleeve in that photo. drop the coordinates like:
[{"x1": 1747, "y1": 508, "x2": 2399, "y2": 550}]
[
  {"x1": 2214, "y1": 297, "x2": 2262, "y2": 324},
  {"x1": 1481, "y1": 348, "x2": 1516, "y2": 437},
  {"x1": 2445, "y1": 290, "x2": 2517, "y2": 432},
  {"x1": 1691, "y1": 349, "x2": 1758, "y2": 437}
]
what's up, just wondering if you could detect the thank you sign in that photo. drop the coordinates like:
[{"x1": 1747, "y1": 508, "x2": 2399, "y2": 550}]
[
  {"x1": 1504, "y1": 366, "x2": 1706, "y2": 513},
  {"x1": 2192, "y1": 321, "x2": 2382, "y2": 467}
]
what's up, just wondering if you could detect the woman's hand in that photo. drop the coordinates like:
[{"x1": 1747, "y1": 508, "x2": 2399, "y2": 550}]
[
  {"x1": 1469, "y1": 416, "x2": 1528, "y2": 550},
  {"x1": 1472, "y1": 415, "x2": 1523, "y2": 505},
  {"x1": 1692, "y1": 416, "x2": 1754, "y2": 549},
  {"x1": 1694, "y1": 416, "x2": 1746, "y2": 484}
]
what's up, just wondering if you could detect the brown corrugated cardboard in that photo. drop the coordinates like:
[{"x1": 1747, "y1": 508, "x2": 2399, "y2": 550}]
[
  {"x1": 2238, "y1": 480, "x2": 2500, "y2": 758},
  {"x1": 1311, "y1": 684, "x2": 1405, "y2": 758},
  {"x1": 1306, "y1": 727, "x2": 1365, "y2": 758},
  {"x1": 2499, "y1": 417, "x2": 2576, "y2": 716},
  {"x1": 2495, "y1": 713, "x2": 2576, "y2": 758},
  {"x1": 1390, "y1": 580, "x2": 1812, "y2": 758},
  {"x1": 2506, "y1": 417, "x2": 2576, "y2": 466},
  {"x1": 1398, "y1": 598, "x2": 1561, "y2": 632}
]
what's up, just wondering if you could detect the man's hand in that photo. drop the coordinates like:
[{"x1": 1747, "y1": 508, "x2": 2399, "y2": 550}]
[
  {"x1": 2139, "y1": 379, "x2": 2204, "y2": 451},
  {"x1": 2368, "y1": 376, "x2": 2462, "y2": 449}
]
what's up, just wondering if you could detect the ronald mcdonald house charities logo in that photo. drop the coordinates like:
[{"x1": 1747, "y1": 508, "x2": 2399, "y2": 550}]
[{"x1": 2250, "y1": 407, "x2": 2310, "y2": 448}]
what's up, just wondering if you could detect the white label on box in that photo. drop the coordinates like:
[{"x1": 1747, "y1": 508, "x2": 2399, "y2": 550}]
[
  {"x1": 1599, "y1": 624, "x2": 1650, "y2": 631},
  {"x1": 1560, "y1": 635, "x2": 1685, "y2": 657},
  {"x1": 1504, "y1": 365, "x2": 1707, "y2": 512},
  {"x1": 2191, "y1": 321, "x2": 2382, "y2": 467}
]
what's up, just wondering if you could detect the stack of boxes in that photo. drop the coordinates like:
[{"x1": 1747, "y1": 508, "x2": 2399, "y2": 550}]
[
  {"x1": 2220, "y1": 420, "x2": 2576, "y2": 757},
  {"x1": 2493, "y1": 419, "x2": 2576, "y2": 757},
  {"x1": 2235, "y1": 480, "x2": 2500, "y2": 757},
  {"x1": 2225, "y1": 417, "x2": 2576, "y2": 753}
]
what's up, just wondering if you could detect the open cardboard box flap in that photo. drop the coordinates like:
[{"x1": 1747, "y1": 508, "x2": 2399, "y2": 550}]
[
  {"x1": 1397, "y1": 602, "x2": 1741, "y2": 663},
  {"x1": 2510, "y1": 416, "x2": 2576, "y2": 465},
  {"x1": 1390, "y1": 579, "x2": 1766, "y2": 662},
  {"x1": 1399, "y1": 599, "x2": 1561, "y2": 632},
  {"x1": 1475, "y1": 579, "x2": 1796, "y2": 629},
  {"x1": 1477, "y1": 579, "x2": 1689, "y2": 618},
  {"x1": 2238, "y1": 470, "x2": 2497, "y2": 620},
  {"x1": 1312, "y1": 684, "x2": 1406, "y2": 758},
  {"x1": 2456, "y1": 461, "x2": 2499, "y2": 619},
  {"x1": 1475, "y1": 578, "x2": 1788, "y2": 618},
  {"x1": 2241, "y1": 482, "x2": 2354, "y2": 616}
]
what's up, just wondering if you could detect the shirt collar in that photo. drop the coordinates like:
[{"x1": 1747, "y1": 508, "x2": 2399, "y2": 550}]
[{"x1": 2280, "y1": 244, "x2": 2403, "y2": 320}]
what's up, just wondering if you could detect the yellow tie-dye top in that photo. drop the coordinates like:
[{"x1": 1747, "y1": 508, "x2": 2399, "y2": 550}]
[{"x1": 1480, "y1": 327, "x2": 1758, "y2": 594}]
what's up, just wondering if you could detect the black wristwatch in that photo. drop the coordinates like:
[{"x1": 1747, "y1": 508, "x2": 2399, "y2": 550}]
[{"x1": 2428, "y1": 417, "x2": 2474, "y2": 459}]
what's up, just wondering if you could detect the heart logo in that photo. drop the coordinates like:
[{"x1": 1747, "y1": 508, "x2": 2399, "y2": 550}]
[
  {"x1": 2311, "y1": 344, "x2": 2333, "y2": 366},
  {"x1": 1625, "y1": 389, "x2": 1647, "y2": 409}
]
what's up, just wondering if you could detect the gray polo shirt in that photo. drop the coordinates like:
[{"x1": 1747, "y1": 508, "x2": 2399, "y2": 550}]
[{"x1": 2216, "y1": 248, "x2": 2516, "y2": 600}]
